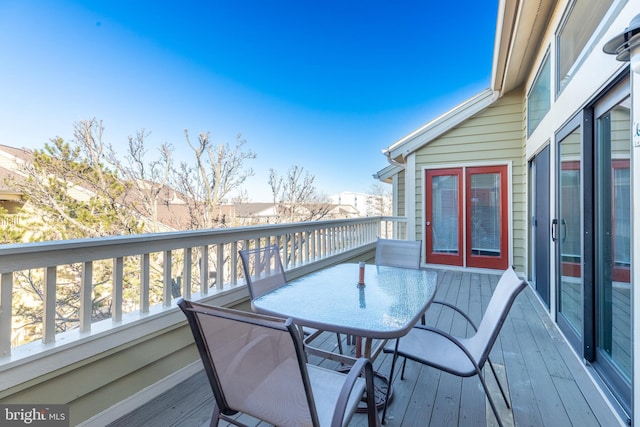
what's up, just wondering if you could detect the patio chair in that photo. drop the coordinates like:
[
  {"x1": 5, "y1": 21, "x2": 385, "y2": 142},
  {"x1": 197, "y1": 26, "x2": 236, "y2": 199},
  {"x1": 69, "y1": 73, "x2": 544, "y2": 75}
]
[
  {"x1": 374, "y1": 238, "x2": 422, "y2": 270},
  {"x1": 375, "y1": 238, "x2": 425, "y2": 324},
  {"x1": 381, "y1": 266, "x2": 526, "y2": 427},
  {"x1": 239, "y1": 245, "x2": 344, "y2": 354},
  {"x1": 178, "y1": 300, "x2": 380, "y2": 427}
]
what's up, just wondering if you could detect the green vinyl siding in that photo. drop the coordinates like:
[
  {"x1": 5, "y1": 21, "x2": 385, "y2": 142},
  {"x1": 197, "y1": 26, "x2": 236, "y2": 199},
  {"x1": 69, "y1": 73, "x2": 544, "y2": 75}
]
[
  {"x1": 397, "y1": 170, "x2": 406, "y2": 217},
  {"x1": 413, "y1": 91, "x2": 526, "y2": 270}
]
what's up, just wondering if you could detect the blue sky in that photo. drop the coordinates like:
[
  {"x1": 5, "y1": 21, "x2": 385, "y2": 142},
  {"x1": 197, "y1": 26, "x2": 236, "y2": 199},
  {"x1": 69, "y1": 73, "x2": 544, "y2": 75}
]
[{"x1": 0, "y1": 1, "x2": 498, "y2": 201}]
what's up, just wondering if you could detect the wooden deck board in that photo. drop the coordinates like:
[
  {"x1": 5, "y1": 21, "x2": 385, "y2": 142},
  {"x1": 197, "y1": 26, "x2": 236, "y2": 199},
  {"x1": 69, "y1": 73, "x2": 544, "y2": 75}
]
[{"x1": 107, "y1": 269, "x2": 623, "y2": 427}]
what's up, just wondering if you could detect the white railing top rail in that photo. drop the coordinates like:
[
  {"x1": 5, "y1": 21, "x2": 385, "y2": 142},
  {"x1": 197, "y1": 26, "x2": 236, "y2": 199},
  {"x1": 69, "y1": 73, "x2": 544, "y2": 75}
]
[{"x1": 0, "y1": 216, "x2": 407, "y2": 361}]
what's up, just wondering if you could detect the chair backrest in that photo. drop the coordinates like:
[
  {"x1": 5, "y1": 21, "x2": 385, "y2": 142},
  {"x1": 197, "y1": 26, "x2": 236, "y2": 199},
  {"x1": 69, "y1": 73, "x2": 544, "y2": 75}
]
[
  {"x1": 178, "y1": 299, "x2": 320, "y2": 426},
  {"x1": 468, "y1": 267, "x2": 527, "y2": 366},
  {"x1": 374, "y1": 238, "x2": 422, "y2": 269},
  {"x1": 239, "y1": 245, "x2": 286, "y2": 300}
]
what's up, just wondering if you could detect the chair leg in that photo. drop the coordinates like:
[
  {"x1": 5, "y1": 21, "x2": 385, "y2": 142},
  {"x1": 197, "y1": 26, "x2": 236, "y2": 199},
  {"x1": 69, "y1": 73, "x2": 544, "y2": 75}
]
[
  {"x1": 381, "y1": 340, "x2": 401, "y2": 424},
  {"x1": 336, "y1": 333, "x2": 344, "y2": 354},
  {"x1": 400, "y1": 357, "x2": 408, "y2": 380},
  {"x1": 476, "y1": 370, "x2": 505, "y2": 427},
  {"x1": 209, "y1": 406, "x2": 221, "y2": 427},
  {"x1": 487, "y1": 357, "x2": 510, "y2": 408}
]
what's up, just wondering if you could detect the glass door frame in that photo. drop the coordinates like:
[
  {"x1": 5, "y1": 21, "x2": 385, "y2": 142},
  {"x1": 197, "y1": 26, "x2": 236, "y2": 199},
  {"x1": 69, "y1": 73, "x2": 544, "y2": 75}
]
[
  {"x1": 553, "y1": 73, "x2": 631, "y2": 417},
  {"x1": 465, "y1": 165, "x2": 509, "y2": 270},
  {"x1": 424, "y1": 165, "x2": 509, "y2": 269},
  {"x1": 424, "y1": 168, "x2": 464, "y2": 266},
  {"x1": 554, "y1": 110, "x2": 595, "y2": 358},
  {"x1": 591, "y1": 78, "x2": 631, "y2": 414}
]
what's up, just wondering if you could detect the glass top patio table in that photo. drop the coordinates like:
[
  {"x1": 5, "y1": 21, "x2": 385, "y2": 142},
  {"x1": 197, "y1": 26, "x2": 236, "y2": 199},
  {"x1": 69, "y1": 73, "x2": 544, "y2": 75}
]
[{"x1": 251, "y1": 263, "x2": 438, "y2": 341}]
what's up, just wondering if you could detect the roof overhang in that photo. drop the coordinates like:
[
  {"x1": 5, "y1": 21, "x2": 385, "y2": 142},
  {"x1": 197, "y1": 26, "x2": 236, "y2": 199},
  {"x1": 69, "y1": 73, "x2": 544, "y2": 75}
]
[
  {"x1": 373, "y1": 164, "x2": 404, "y2": 183},
  {"x1": 491, "y1": 0, "x2": 556, "y2": 94},
  {"x1": 0, "y1": 191, "x2": 23, "y2": 201},
  {"x1": 382, "y1": 88, "x2": 499, "y2": 164}
]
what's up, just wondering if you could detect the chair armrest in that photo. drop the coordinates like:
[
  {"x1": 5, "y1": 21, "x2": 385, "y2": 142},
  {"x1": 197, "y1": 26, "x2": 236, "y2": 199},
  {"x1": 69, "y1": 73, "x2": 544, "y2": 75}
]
[
  {"x1": 331, "y1": 357, "x2": 380, "y2": 427},
  {"x1": 413, "y1": 325, "x2": 483, "y2": 372},
  {"x1": 431, "y1": 300, "x2": 478, "y2": 331}
]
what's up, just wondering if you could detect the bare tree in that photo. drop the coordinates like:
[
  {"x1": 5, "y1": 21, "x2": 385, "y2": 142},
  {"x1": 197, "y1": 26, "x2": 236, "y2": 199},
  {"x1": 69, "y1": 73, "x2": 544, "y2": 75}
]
[
  {"x1": 268, "y1": 166, "x2": 331, "y2": 222},
  {"x1": 105, "y1": 129, "x2": 176, "y2": 231},
  {"x1": 174, "y1": 131, "x2": 256, "y2": 229}
]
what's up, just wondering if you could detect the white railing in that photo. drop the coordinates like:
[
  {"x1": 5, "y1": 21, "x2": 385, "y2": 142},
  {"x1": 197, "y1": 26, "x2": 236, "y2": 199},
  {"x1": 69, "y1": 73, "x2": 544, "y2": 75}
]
[{"x1": 0, "y1": 216, "x2": 406, "y2": 359}]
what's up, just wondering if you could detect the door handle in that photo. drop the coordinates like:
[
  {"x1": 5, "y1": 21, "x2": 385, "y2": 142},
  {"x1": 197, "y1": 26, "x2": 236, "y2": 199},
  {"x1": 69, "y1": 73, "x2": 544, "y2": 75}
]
[{"x1": 551, "y1": 219, "x2": 558, "y2": 242}]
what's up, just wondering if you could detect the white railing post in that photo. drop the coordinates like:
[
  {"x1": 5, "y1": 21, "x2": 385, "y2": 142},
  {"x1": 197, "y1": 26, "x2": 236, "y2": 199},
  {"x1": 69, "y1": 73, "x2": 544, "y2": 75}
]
[
  {"x1": 140, "y1": 253, "x2": 150, "y2": 314},
  {"x1": 229, "y1": 242, "x2": 237, "y2": 286},
  {"x1": 43, "y1": 266, "x2": 56, "y2": 344},
  {"x1": 113, "y1": 257, "x2": 123, "y2": 322},
  {"x1": 200, "y1": 245, "x2": 209, "y2": 295},
  {"x1": 1, "y1": 272, "x2": 13, "y2": 356},
  {"x1": 183, "y1": 248, "x2": 192, "y2": 299},
  {"x1": 80, "y1": 262, "x2": 92, "y2": 332},
  {"x1": 163, "y1": 251, "x2": 172, "y2": 307},
  {"x1": 215, "y1": 243, "x2": 224, "y2": 290}
]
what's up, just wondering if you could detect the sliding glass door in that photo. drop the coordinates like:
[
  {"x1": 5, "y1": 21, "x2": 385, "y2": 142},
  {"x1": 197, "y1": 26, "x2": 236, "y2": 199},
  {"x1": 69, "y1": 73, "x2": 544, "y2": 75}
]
[
  {"x1": 556, "y1": 115, "x2": 584, "y2": 349},
  {"x1": 554, "y1": 78, "x2": 631, "y2": 415},
  {"x1": 593, "y1": 87, "x2": 631, "y2": 413}
]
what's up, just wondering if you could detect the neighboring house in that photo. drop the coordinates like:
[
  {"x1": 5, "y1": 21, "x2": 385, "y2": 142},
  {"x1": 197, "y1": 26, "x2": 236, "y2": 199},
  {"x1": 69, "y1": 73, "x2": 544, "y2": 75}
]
[
  {"x1": 0, "y1": 145, "x2": 27, "y2": 226},
  {"x1": 375, "y1": 0, "x2": 637, "y2": 422},
  {"x1": 329, "y1": 191, "x2": 392, "y2": 216},
  {"x1": 226, "y1": 202, "x2": 278, "y2": 224}
]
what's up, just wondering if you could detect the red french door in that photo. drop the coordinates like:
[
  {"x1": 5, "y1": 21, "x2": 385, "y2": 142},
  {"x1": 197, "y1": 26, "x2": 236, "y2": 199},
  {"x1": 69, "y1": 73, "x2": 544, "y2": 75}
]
[
  {"x1": 425, "y1": 168, "x2": 463, "y2": 266},
  {"x1": 425, "y1": 165, "x2": 509, "y2": 269},
  {"x1": 465, "y1": 165, "x2": 508, "y2": 269}
]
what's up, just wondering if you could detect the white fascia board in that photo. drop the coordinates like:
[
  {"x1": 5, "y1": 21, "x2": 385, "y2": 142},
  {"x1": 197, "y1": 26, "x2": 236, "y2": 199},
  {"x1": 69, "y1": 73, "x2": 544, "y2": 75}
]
[{"x1": 384, "y1": 89, "x2": 499, "y2": 162}]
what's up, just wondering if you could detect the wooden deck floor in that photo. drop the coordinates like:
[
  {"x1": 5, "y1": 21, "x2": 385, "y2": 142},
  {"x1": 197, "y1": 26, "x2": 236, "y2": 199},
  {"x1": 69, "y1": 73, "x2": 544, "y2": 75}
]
[{"x1": 108, "y1": 269, "x2": 624, "y2": 427}]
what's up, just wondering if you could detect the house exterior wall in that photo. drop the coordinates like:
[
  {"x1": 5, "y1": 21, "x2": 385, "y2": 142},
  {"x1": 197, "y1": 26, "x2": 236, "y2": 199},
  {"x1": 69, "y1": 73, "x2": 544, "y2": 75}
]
[
  {"x1": 378, "y1": 0, "x2": 636, "y2": 421},
  {"x1": 411, "y1": 91, "x2": 526, "y2": 270},
  {"x1": 514, "y1": 0, "x2": 635, "y2": 421}
]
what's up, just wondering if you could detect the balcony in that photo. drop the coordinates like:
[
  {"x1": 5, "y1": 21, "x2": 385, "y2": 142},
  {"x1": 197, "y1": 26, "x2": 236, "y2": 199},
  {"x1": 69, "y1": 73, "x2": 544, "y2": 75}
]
[
  {"x1": 106, "y1": 269, "x2": 622, "y2": 427},
  {"x1": 0, "y1": 217, "x2": 624, "y2": 426}
]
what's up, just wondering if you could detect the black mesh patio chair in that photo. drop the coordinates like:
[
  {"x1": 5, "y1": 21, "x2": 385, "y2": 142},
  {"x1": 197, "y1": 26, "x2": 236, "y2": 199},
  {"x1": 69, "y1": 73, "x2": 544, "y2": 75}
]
[
  {"x1": 178, "y1": 300, "x2": 380, "y2": 427},
  {"x1": 381, "y1": 266, "x2": 526, "y2": 427}
]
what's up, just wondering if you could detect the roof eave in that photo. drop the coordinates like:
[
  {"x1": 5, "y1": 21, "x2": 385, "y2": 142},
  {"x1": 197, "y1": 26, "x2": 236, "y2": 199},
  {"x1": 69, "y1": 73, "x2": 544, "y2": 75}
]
[
  {"x1": 383, "y1": 88, "x2": 498, "y2": 163},
  {"x1": 491, "y1": 0, "x2": 556, "y2": 95},
  {"x1": 373, "y1": 163, "x2": 403, "y2": 183}
]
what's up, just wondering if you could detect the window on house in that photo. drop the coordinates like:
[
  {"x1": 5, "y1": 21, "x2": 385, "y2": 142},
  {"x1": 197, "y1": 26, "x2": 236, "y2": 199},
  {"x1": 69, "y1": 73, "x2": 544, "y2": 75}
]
[
  {"x1": 556, "y1": 0, "x2": 614, "y2": 94},
  {"x1": 527, "y1": 52, "x2": 551, "y2": 136}
]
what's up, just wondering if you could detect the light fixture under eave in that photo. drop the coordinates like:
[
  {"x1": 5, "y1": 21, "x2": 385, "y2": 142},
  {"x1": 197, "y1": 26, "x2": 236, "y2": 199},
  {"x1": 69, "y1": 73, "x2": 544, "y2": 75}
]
[{"x1": 603, "y1": 13, "x2": 640, "y2": 73}]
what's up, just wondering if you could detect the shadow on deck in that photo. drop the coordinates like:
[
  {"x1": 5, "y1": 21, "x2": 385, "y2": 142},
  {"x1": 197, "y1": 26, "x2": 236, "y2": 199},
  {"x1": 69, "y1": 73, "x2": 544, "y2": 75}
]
[{"x1": 107, "y1": 269, "x2": 624, "y2": 427}]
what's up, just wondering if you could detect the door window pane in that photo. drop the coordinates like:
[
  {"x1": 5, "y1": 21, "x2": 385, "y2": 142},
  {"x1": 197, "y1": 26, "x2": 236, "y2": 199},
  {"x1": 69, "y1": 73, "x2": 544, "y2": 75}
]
[
  {"x1": 558, "y1": 126, "x2": 583, "y2": 337},
  {"x1": 431, "y1": 175, "x2": 459, "y2": 254},
  {"x1": 470, "y1": 172, "x2": 500, "y2": 256},
  {"x1": 596, "y1": 101, "x2": 631, "y2": 384}
]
